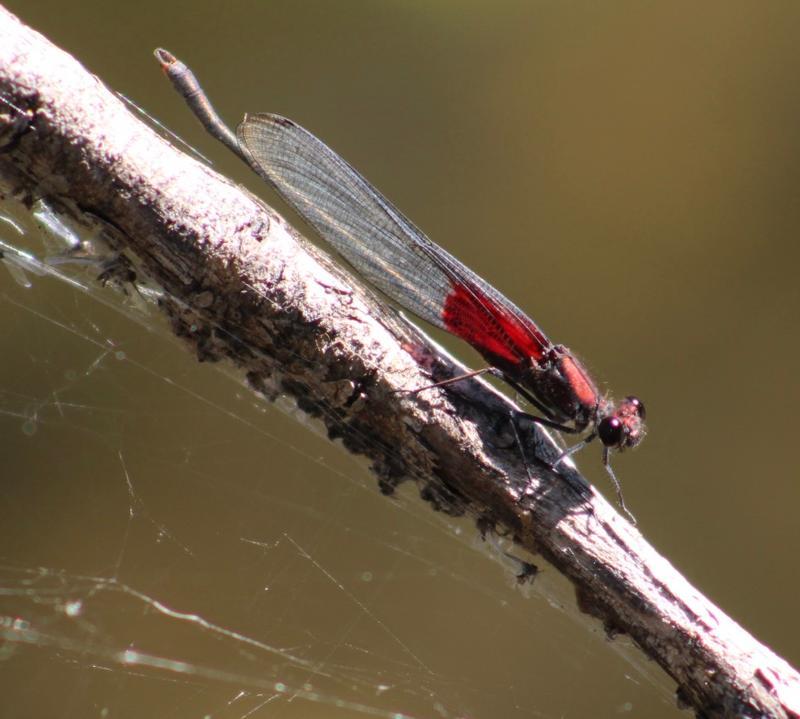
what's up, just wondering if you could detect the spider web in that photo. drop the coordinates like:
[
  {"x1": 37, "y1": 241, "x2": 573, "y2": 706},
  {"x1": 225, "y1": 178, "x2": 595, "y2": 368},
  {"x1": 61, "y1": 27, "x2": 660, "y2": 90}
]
[{"x1": 0, "y1": 196, "x2": 677, "y2": 719}]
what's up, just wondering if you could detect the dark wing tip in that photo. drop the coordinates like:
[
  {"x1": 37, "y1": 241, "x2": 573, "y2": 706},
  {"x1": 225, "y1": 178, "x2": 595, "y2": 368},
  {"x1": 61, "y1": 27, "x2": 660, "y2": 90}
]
[
  {"x1": 240, "y1": 113, "x2": 297, "y2": 131},
  {"x1": 271, "y1": 115, "x2": 297, "y2": 128}
]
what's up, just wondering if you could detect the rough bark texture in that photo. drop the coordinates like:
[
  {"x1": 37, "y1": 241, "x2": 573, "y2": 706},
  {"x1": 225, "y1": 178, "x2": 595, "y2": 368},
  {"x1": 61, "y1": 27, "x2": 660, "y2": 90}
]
[{"x1": 0, "y1": 7, "x2": 798, "y2": 717}]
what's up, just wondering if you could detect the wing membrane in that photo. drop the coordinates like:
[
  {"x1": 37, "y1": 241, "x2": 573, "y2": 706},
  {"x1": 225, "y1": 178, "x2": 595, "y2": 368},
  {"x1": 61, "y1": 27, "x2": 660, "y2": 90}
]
[{"x1": 237, "y1": 114, "x2": 551, "y2": 365}]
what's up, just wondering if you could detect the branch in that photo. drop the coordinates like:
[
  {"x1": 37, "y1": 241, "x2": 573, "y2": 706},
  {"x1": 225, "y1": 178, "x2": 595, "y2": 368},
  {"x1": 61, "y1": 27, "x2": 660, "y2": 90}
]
[{"x1": 0, "y1": 7, "x2": 797, "y2": 717}]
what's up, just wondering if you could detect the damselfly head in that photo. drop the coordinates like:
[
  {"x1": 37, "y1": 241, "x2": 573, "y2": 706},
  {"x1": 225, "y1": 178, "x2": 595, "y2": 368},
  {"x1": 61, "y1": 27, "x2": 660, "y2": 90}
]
[{"x1": 597, "y1": 396, "x2": 646, "y2": 451}]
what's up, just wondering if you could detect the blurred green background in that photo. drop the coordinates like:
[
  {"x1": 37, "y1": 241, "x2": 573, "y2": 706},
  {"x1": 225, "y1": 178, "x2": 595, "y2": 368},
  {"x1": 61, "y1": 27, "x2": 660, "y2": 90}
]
[{"x1": 1, "y1": 2, "x2": 799, "y2": 717}]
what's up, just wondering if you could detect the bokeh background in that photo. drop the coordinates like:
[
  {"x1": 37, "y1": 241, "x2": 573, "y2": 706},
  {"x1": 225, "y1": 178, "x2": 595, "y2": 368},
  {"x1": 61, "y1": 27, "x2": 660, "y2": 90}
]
[{"x1": 2, "y1": 2, "x2": 799, "y2": 717}]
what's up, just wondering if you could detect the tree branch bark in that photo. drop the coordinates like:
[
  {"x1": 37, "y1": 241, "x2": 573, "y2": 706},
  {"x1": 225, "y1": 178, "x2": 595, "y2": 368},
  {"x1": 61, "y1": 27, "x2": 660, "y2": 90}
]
[{"x1": 0, "y1": 6, "x2": 797, "y2": 717}]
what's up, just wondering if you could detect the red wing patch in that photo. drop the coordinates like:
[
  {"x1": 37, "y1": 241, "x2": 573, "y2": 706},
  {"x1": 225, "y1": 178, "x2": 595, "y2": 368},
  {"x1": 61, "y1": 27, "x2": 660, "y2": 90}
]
[{"x1": 442, "y1": 282, "x2": 549, "y2": 368}]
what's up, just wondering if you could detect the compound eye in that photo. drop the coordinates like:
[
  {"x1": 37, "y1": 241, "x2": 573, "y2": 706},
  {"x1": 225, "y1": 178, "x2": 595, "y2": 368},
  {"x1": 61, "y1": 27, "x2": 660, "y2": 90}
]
[
  {"x1": 626, "y1": 396, "x2": 646, "y2": 419},
  {"x1": 598, "y1": 416, "x2": 624, "y2": 447}
]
